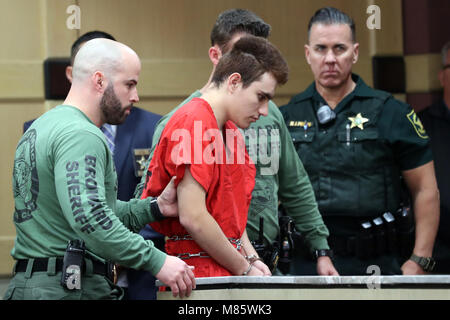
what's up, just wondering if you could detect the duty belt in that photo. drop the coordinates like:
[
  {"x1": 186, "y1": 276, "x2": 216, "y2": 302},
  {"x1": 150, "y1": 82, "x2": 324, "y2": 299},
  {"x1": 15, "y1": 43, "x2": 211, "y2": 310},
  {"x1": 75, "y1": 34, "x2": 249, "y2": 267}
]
[
  {"x1": 14, "y1": 257, "x2": 116, "y2": 282},
  {"x1": 167, "y1": 235, "x2": 242, "y2": 260},
  {"x1": 326, "y1": 209, "x2": 415, "y2": 260}
]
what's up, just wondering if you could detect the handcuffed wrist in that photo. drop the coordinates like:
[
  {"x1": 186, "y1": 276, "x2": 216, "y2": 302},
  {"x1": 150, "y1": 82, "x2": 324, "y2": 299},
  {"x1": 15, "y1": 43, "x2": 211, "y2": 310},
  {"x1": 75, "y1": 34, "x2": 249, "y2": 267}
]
[
  {"x1": 242, "y1": 263, "x2": 253, "y2": 276},
  {"x1": 245, "y1": 254, "x2": 263, "y2": 264}
]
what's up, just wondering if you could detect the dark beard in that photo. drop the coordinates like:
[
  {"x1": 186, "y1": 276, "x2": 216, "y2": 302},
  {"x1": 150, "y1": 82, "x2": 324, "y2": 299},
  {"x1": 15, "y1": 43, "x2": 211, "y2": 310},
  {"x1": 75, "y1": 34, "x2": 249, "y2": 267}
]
[{"x1": 100, "y1": 84, "x2": 130, "y2": 125}]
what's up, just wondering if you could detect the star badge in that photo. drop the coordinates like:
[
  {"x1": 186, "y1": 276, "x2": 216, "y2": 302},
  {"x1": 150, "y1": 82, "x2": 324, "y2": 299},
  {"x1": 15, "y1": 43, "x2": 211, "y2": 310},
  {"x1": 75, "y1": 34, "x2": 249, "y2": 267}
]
[
  {"x1": 348, "y1": 113, "x2": 369, "y2": 130},
  {"x1": 133, "y1": 148, "x2": 150, "y2": 177}
]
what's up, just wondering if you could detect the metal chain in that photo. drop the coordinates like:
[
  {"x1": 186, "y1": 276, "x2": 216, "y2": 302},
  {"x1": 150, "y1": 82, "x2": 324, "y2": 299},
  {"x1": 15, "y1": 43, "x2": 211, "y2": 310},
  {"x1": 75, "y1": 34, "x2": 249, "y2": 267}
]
[
  {"x1": 169, "y1": 235, "x2": 242, "y2": 260},
  {"x1": 177, "y1": 252, "x2": 211, "y2": 260}
]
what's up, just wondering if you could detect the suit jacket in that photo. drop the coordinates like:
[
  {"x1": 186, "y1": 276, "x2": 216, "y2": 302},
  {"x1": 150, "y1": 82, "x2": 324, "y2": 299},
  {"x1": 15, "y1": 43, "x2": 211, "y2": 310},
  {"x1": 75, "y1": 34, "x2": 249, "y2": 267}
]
[
  {"x1": 24, "y1": 106, "x2": 161, "y2": 201},
  {"x1": 114, "y1": 107, "x2": 162, "y2": 201}
]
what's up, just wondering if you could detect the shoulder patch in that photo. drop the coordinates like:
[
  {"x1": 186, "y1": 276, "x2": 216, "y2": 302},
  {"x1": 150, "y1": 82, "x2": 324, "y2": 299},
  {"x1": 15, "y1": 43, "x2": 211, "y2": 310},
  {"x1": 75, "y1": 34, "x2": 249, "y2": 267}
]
[
  {"x1": 13, "y1": 129, "x2": 39, "y2": 223},
  {"x1": 406, "y1": 110, "x2": 428, "y2": 139}
]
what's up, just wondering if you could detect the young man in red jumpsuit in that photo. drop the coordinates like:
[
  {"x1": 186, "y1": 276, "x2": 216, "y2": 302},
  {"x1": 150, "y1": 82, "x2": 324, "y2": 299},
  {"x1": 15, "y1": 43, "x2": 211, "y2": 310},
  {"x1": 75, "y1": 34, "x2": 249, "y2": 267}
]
[{"x1": 141, "y1": 36, "x2": 289, "y2": 277}]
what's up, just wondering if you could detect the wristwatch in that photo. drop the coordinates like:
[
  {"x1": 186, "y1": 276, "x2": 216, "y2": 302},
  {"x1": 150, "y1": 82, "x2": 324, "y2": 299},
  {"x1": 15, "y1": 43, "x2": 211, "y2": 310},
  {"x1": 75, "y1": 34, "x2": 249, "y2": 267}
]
[
  {"x1": 313, "y1": 249, "x2": 334, "y2": 260},
  {"x1": 150, "y1": 198, "x2": 165, "y2": 221},
  {"x1": 409, "y1": 254, "x2": 436, "y2": 272}
]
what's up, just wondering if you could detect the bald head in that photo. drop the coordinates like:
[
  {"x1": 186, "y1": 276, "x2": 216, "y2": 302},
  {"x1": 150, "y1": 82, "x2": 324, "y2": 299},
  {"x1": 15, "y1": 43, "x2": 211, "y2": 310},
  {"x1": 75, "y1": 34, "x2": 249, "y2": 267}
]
[
  {"x1": 72, "y1": 38, "x2": 139, "y2": 83},
  {"x1": 65, "y1": 38, "x2": 141, "y2": 127}
]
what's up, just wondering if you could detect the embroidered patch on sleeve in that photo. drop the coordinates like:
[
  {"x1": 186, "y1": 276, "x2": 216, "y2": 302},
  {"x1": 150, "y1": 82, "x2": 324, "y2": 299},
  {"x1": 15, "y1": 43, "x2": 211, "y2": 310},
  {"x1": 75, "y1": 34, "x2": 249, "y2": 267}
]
[{"x1": 406, "y1": 110, "x2": 428, "y2": 139}]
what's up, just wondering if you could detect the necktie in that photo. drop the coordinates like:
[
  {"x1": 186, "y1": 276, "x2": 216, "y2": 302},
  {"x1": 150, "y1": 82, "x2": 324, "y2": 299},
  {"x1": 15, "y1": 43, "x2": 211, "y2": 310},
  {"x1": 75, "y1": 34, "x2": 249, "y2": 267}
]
[{"x1": 101, "y1": 124, "x2": 115, "y2": 154}]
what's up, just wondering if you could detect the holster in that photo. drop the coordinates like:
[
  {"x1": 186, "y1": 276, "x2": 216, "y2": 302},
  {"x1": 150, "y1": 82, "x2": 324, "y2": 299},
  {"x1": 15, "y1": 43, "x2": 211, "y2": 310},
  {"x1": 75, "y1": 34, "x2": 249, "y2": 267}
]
[
  {"x1": 395, "y1": 207, "x2": 415, "y2": 259},
  {"x1": 252, "y1": 240, "x2": 279, "y2": 274},
  {"x1": 277, "y1": 215, "x2": 295, "y2": 274}
]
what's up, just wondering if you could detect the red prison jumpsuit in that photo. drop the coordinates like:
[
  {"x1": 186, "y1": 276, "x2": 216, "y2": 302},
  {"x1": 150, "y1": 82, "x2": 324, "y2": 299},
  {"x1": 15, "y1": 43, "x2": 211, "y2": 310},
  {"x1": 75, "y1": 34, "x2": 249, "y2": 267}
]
[{"x1": 141, "y1": 98, "x2": 256, "y2": 277}]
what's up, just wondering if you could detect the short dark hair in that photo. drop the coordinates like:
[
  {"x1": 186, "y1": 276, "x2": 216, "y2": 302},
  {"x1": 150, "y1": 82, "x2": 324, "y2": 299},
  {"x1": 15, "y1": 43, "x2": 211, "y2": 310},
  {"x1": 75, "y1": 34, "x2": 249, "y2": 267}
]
[
  {"x1": 307, "y1": 7, "x2": 356, "y2": 42},
  {"x1": 211, "y1": 35, "x2": 288, "y2": 88},
  {"x1": 210, "y1": 9, "x2": 271, "y2": 52},
  {"x1": 70, "y1": 31, "x2": 116, "y2": 65}
]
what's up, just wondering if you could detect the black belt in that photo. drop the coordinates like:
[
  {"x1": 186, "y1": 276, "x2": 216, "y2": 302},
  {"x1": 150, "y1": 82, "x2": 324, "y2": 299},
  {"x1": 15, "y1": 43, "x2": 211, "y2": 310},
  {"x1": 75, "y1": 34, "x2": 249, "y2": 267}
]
[{"x1": 15, "y1": 258, "x2": 114, "y2": 280}]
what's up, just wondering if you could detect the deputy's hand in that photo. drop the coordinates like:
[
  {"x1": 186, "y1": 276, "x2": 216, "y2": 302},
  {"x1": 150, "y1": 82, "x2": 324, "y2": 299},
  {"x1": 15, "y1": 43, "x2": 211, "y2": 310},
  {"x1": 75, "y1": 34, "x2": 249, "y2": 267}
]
[
  {"x1": 316, "y1": 256, "x2": 339, "y2": 276},
  {"x1": 251, "y1": 259, "x2": 272, "y2": 276},
  {"x1": 401, "y1": 259, "x2": 427, "y2": 275},
  {"x1": 157, "y1": 176, "x2": 178, "y2": 218},
  {"x1": 155, "y1": 255, "x2": 196, "y2": 298}
]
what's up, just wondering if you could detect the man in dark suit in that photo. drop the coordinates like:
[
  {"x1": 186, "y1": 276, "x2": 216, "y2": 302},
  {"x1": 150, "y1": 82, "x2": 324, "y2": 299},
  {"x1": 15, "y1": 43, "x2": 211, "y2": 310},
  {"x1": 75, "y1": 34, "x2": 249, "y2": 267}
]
[
  {"x1": 418, "y1": 41, "x2": 450, "y2": 274},
  {"x1": 23, "y1": 31, "x2": 164, "y2": 298},
  {"x1": 111, "y1": 107, "x2": 161, "y2": 201}
]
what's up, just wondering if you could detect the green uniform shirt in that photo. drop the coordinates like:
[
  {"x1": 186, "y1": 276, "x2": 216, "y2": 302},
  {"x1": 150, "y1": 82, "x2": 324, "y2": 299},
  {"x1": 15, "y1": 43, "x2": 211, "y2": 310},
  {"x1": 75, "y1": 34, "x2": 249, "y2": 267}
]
[
  {"x1": 135, "y1": 91, "x2": 329, "y2": 251},
  {"x1": 280, "y1": 74, "x2": 432, "y2": 222},
  {"x1": 12, "y1": 105, "x2": 166, "y2": 275}
]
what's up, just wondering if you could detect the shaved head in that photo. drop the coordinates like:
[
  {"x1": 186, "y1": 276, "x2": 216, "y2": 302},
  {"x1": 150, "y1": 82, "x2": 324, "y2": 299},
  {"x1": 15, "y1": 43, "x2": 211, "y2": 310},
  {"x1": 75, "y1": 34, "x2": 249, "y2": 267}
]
[
  {"x1": 64, "y1": 38, "x2": 141, "y2": 127},
  {"x1": 72, "y1": 38, "x2": 139, "y2": 83}
]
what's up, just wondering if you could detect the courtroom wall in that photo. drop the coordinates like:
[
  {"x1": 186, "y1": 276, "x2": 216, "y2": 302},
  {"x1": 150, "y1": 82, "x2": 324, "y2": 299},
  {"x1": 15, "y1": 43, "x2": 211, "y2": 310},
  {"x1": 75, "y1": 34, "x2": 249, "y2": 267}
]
[{"x1": 0, "y1": 0, "x2": 409, "y2": 274}]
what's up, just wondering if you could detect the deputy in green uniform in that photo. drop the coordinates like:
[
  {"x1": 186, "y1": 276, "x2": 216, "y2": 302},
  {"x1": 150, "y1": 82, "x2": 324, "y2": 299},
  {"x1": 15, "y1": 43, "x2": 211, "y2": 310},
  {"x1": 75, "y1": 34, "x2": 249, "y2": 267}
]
[
  {"x1": 4, "y1": 39, "x2": 195, "y2": 300},
  {"x1": 134, "y1": 9, "x2": 338, "y2": 277},
  {"x1": 280, "y1": 7, "x2": 440, "y2": 275}
]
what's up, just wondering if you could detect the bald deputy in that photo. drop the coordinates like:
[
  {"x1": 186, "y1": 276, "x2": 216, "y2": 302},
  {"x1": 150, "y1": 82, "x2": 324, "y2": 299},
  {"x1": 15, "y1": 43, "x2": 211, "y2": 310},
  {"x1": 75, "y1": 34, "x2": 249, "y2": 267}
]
[{"x1": 4, "y1": 39, "x2": 195, "y2": 300}]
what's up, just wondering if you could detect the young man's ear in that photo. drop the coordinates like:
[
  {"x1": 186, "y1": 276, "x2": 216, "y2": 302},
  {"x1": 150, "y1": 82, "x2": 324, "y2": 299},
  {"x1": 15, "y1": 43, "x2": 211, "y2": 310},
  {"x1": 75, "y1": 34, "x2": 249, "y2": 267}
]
[
  {"x1": 208, "y1": 45, "x2": 222, "y2": 66},
  {"x1": 227, "y1": 73, "x2": 242, "y2": 93}
]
